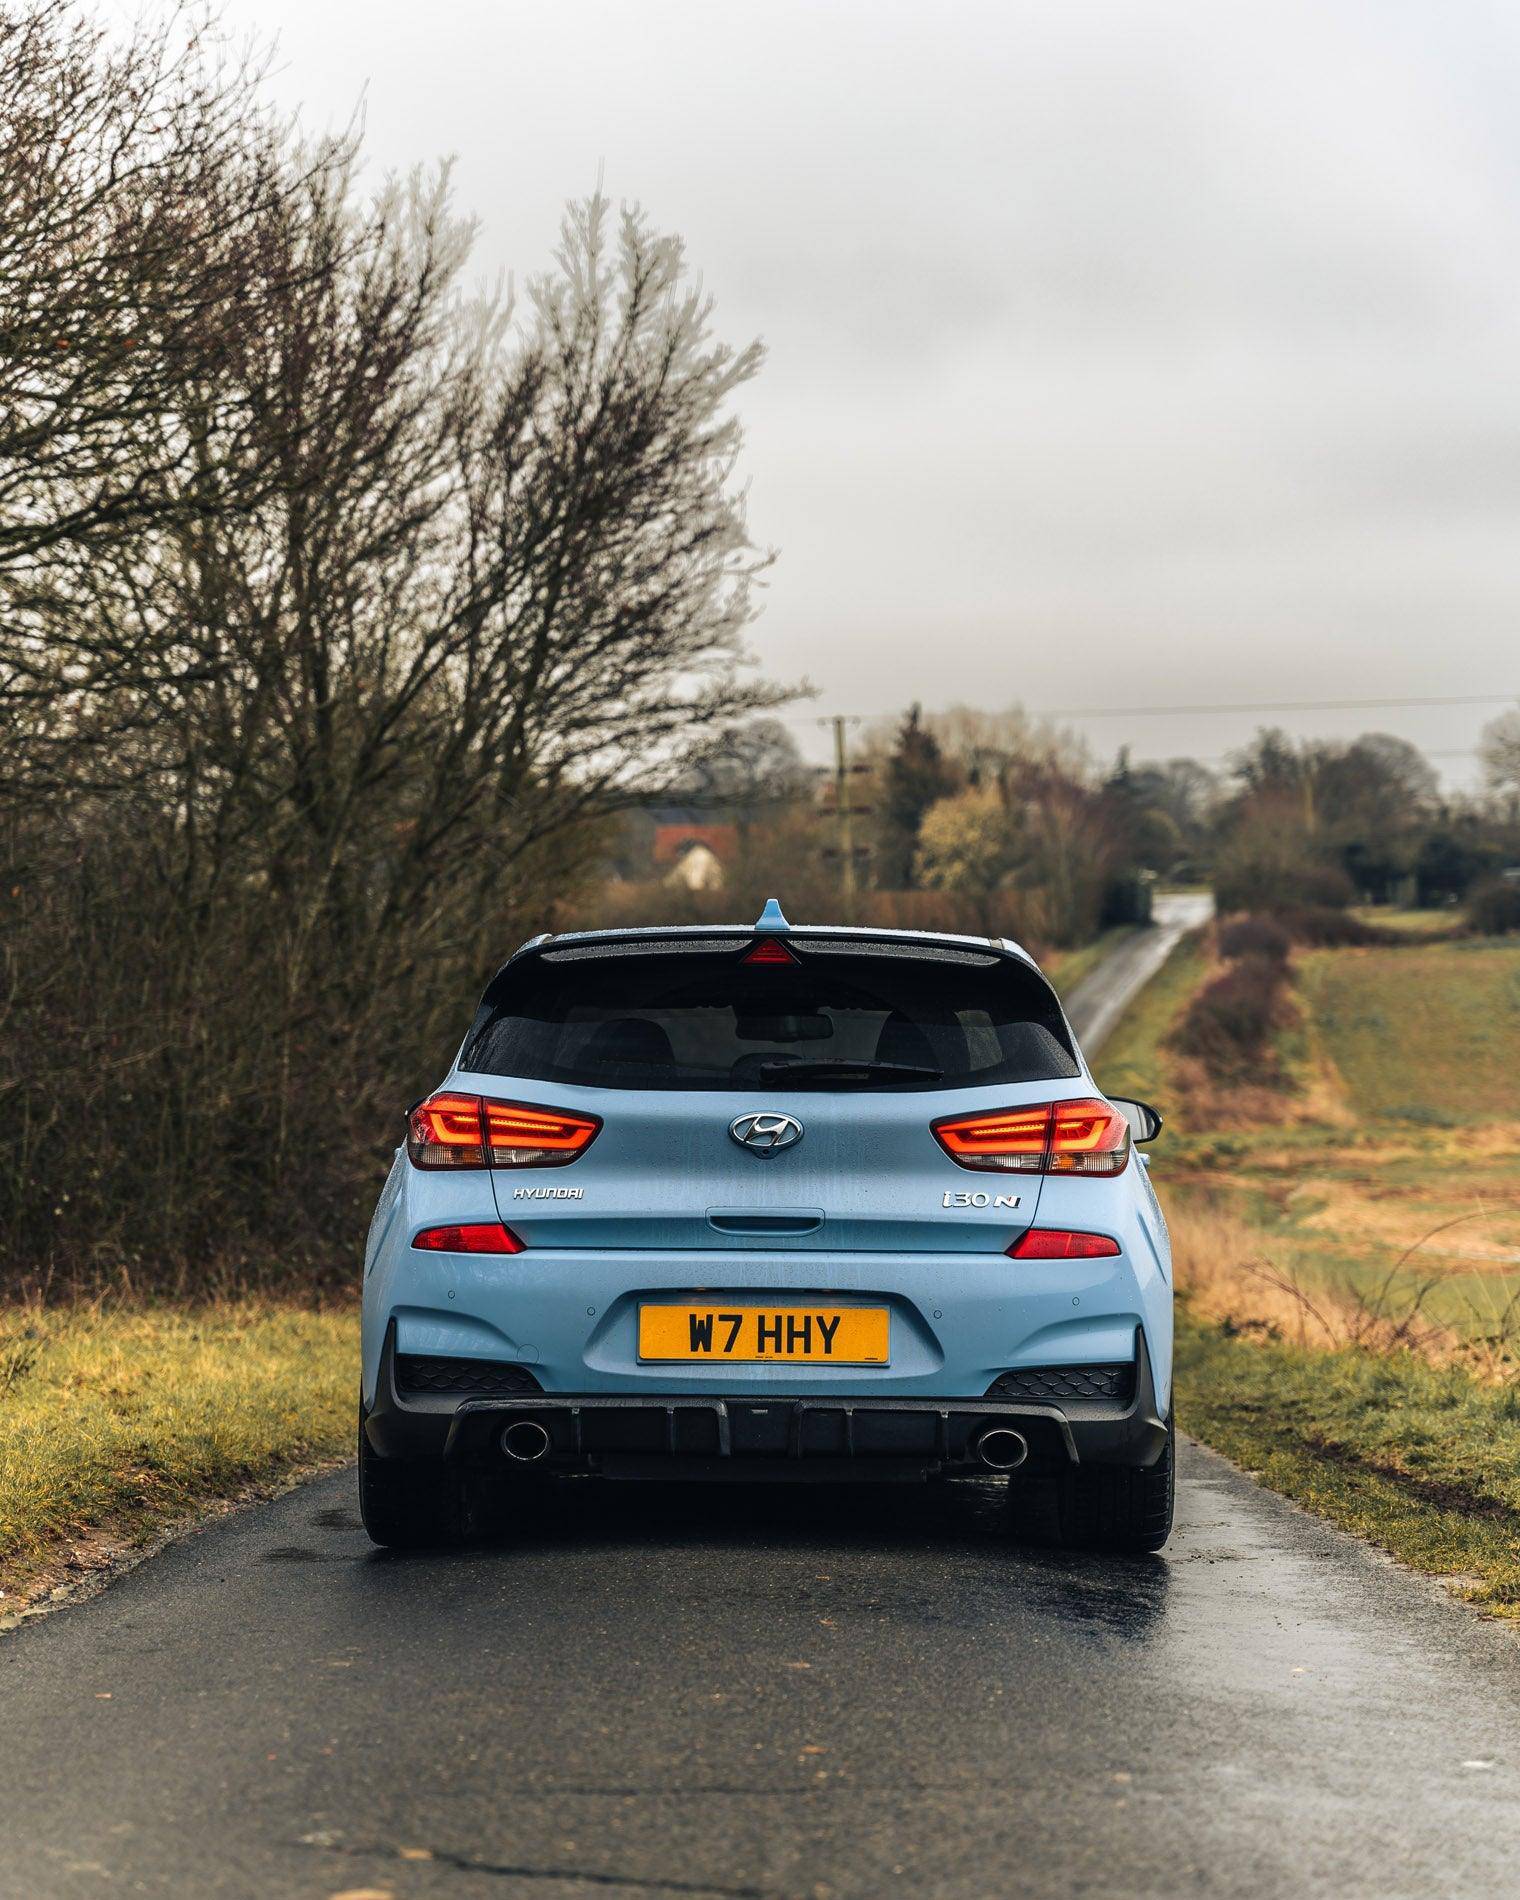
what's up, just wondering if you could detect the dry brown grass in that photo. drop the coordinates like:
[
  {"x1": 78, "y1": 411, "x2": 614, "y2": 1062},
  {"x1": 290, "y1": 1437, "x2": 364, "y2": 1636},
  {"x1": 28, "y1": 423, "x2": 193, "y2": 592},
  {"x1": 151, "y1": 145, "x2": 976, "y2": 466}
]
[
  {"x1": 1166, "y1": 1055, "x2": 1326, "y2": 1132},
  {"x1": 1170, "y1": 1200, "x2": 1357, "y2": 1350},
  {"x1": 1292, "y1": 1178, "x2": 1520, "y2": 1267},
  {"x1": 0, "y1": 1300, "x2": 357, "y2": 1615},
  {"x1": 1166, "y1": 1198, "x2": 1520, "y2": 1379}
]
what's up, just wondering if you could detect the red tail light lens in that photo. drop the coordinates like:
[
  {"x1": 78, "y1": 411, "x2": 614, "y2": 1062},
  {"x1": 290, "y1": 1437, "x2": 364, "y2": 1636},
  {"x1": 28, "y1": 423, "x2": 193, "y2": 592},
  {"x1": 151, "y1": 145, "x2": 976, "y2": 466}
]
[
  {"x1": 406, "y1": 1095, "x2": 601, "y2": 1169},
  {"x1": 1008, "y1": 1228, "x2": 1121, "y2": 1260},
  {"x1": 480, "y1": 1100, "x2": 601, "y2": 1166},
  {"x1": 933, "y1": 1104, "x2": 1051, "y2": 1171},
  {"x1": 412, "y1": 1222, "x2": 524, "y2": 1254},
  {"x1": 932, "y1": 1097, "x2": 1130, "y2": 1176}
]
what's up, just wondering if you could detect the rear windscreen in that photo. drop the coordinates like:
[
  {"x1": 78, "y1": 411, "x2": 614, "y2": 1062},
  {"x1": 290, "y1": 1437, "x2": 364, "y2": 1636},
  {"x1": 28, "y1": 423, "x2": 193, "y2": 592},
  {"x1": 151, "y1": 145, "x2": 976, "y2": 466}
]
[{"x1": 463, "y1": 943, "x2": 1079, "y2": 1092}]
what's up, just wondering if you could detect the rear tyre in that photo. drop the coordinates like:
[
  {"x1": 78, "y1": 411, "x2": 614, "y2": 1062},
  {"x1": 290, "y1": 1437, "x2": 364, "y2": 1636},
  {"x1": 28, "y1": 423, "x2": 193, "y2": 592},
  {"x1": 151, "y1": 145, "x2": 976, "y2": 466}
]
[
  {"x1": 1010, "y1": 1416, "x2": 1175, "y2": 1553},
  {"x1": 357, "y1": 1415, "x2": 471, "y2": 1549}
]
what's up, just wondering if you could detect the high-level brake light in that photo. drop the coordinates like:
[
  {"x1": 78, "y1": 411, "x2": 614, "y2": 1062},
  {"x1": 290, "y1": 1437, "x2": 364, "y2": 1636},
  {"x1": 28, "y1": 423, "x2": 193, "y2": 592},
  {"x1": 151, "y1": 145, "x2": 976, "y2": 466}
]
[
  {"x1": 743, "y1": 937, "x2": 798, "y2": 965},
  {"x1": 931, "y1": 1097, "x2": 1131, "y2": 1175},
  {"x1": 411, "y1": 1222, "x2": 525, "y2": 1254},
  {"x1": 406, "y1": 1095, "x2": 601, "y2": 1169}
]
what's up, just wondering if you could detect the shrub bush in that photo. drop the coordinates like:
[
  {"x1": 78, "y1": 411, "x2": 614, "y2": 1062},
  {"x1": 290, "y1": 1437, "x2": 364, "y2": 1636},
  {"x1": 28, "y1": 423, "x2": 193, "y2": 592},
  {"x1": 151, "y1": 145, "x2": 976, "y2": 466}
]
[
  {"x1": 1169, "y1": 955, "x2": 1295, "y2": 1084},
  {"x1": 1216, "y1": 915, "x2": 1291, "y2": 964},
  {"x1": 1467, "y1": 878, "x2": 1520, "y2": 937},
  {"x1": 1213, "y1": 855, "x2": 1355, "y2": 918}
]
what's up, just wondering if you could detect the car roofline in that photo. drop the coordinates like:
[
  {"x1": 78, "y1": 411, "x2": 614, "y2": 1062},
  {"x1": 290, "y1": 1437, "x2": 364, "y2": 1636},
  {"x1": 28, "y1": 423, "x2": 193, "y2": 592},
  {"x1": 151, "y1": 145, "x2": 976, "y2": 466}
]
[{"x1": 498, "y1": 921, "x2": 1044, "y2": 974}]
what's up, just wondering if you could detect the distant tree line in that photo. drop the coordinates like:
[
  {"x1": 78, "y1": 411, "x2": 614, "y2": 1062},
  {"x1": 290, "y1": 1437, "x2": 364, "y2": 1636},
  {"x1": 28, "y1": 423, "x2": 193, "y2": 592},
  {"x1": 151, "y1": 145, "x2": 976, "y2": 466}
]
[
  {"x1": 857, "y1": 708, "x2": 1520, "y2": 939},
  {"x1": 877, "y1": 707, "x2": 1209, "y2": 944},
  {"x1": 0, "y1": 2, "x2": 785, "y2": 1291},
  {"x1": 592, "y1": 697, "x2": 1520, "y2": 948},
  {"x1": 1210, "y1": 725, "x2": 1520, "y2": 925}
]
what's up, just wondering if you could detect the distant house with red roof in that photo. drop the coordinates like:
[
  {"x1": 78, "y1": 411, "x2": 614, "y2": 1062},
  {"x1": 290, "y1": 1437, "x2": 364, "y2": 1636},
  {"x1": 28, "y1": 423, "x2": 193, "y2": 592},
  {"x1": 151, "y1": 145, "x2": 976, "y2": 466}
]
[{"x1": 651, "y1": 820, "x2": 739, "y2": 871}]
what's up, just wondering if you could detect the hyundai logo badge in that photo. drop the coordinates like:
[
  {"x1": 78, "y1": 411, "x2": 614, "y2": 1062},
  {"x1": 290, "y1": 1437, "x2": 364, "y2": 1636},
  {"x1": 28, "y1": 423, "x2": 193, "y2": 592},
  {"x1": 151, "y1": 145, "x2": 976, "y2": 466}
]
[{"x1": 729, "y1": 1111, "x2": 804, "y2": 1156}]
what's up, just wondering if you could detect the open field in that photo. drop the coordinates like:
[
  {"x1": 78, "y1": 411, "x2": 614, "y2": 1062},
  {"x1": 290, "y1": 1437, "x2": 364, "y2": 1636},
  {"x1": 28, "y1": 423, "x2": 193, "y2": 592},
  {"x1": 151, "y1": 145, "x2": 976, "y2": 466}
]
[
  {"x1": 1112, "y1": 932, "x2": 1520, "y2": 1364},
  {"x1": 1111, "y1": 923, "x2": 1520, "y2": 1611},
  {"x1": 1350, "y1": 905, "x2": 1463, "y2": 936},
  {"x1": 0, "y1": 1303, "x2": 357, "y2": 1615},
  {"x1": 1298, "y1": 939, "x2": 1520, "y2": 1122}
]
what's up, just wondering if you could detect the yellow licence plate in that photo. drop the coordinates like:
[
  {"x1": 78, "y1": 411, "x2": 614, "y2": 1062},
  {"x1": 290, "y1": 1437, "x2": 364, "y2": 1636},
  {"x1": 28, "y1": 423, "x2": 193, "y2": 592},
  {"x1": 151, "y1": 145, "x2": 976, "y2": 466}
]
[{"x1": 638, "y1": 1304, "x2": 889, "y2": 1365}]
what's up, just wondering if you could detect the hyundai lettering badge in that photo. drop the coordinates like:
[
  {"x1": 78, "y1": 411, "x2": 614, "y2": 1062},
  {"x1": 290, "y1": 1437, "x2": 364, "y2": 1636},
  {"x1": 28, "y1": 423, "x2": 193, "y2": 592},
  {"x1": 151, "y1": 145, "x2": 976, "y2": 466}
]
[{"x1": 729, "y1": 1112, "x2": 804, "y2": 1156}]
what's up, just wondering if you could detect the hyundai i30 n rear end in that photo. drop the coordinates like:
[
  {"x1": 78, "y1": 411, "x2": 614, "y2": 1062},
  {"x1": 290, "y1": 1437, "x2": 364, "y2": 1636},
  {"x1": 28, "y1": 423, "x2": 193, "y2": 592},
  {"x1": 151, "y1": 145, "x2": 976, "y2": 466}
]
[{"x1": 359, "y1": 906, "x2": 1174, "y2": 1550}]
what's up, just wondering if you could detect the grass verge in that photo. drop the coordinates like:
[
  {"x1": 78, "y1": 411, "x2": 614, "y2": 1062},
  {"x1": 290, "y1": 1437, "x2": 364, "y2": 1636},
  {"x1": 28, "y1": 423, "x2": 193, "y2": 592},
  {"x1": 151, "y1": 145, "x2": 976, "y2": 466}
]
[
  {"x1": 0, "y1": 1301, "x2": 358, "y2": 1616},
  {"x1": 1178, "y1": 1314, "x2": 1520, "y2": 1616}
]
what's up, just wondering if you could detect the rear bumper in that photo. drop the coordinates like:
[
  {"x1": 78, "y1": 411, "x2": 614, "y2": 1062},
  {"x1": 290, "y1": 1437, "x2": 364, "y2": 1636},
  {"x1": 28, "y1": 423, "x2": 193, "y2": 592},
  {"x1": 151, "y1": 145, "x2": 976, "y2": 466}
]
[{"x1": 363, "y1": 1322, "x2": 1168, "y2": 1475}]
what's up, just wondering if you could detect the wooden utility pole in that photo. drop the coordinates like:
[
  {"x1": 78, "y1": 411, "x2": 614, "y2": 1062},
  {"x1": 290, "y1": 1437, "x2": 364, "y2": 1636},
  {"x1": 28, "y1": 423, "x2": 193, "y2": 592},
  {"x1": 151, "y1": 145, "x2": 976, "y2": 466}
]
[
  {"x1": 831, "y1": 714, "x2": 856, "y2": 898},
  {"x1": 815, "y1": 715, "x2": 868, "y2": 901}
]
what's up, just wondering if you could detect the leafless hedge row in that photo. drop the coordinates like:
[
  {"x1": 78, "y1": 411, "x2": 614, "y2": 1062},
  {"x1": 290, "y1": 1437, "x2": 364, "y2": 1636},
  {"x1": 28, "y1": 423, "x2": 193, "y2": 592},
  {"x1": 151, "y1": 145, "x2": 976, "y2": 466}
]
[{"x1": 0, "y1": 3, "x2": 785, "y2": 1293}]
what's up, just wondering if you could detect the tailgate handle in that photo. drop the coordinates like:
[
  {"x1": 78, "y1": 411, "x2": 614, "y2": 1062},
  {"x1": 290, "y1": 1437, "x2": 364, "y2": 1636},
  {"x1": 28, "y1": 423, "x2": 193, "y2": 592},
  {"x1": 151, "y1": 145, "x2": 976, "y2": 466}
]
[{"x1": 707, "y1": 1208, "x2": 825, "y2": 1237}]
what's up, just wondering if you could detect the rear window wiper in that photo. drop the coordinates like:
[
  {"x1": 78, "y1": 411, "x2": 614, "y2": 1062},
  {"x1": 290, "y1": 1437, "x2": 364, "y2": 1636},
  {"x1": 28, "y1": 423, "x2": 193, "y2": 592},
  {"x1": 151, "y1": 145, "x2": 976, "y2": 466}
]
[{"x1": 752, "y1": 1058, "x2": 943, "y2": 1086}]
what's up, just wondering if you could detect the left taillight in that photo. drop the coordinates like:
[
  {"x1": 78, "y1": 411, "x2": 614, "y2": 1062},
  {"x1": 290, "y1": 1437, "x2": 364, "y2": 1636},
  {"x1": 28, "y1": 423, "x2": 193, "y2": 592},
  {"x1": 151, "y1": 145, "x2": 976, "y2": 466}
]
[
  {"x1": 412, "y1": 1222, "x2": 524, "y2": 1254},
  {"x1": 406, "y1": 1094, "x2": 601, "y2": 1169},
  {"x1": 931, "y1": 1096, "x2": 1130, "y2": 1176}
]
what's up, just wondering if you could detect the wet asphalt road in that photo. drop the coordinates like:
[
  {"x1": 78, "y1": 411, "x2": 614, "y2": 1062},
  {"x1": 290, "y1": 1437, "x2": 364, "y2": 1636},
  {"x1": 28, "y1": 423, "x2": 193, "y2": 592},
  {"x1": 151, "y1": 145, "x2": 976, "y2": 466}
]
[{"x1": 5, "y1": 1443, "x2": 1520, "y2": 1898}]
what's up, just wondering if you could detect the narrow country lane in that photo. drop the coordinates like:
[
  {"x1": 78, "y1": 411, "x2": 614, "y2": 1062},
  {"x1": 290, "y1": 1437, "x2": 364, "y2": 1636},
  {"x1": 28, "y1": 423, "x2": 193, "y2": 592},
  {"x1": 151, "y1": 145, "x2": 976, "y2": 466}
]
[{"x1": 1061, "y1": 891, "x2": 1214, "y2": 1052}]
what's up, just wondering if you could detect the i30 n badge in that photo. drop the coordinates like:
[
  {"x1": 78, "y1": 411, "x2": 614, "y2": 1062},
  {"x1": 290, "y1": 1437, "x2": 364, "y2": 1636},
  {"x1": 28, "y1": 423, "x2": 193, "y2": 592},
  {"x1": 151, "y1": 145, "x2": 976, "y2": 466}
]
[
  {"x1": 358, "y1": 898, "x2": 1174, "y2": 1555},
  {"x1": 729, "y1": 1111, "x2": 804, "y2": 1155}
]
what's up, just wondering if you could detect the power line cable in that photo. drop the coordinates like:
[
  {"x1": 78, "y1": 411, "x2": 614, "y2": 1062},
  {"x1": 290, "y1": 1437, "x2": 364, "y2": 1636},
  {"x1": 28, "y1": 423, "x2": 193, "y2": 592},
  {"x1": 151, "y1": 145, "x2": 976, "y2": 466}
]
[
  {"x1": 982, "y1": 693, "x2": 1514, "y2": 721},
  {"x1": 776, "y1": 691, "x2": 1514, "y2": 729}
]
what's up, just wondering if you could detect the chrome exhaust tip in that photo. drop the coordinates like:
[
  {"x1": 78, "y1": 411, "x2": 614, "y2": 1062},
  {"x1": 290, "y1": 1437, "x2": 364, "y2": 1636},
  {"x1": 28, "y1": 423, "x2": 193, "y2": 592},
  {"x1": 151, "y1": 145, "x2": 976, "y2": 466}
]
[
  {"x1": 975, "y1": 1426, "x2": 1029, "y2": 1471},
  {"x1": 501, "y1": 1419, "x2": 552, "y2": 1464}
]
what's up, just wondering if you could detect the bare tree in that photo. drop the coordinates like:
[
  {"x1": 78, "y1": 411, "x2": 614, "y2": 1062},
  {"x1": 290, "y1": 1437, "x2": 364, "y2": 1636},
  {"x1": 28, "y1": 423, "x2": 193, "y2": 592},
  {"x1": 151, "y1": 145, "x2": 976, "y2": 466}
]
[
  {"x1": 0, "y1": 8, "x2": 791, "y2": 1286},
  {"x1": 0, "y1": 0, "x2": 347, "y2": 799},
  {"x1": 0, "y1": 3, "x2": 327, "y2": 573}
]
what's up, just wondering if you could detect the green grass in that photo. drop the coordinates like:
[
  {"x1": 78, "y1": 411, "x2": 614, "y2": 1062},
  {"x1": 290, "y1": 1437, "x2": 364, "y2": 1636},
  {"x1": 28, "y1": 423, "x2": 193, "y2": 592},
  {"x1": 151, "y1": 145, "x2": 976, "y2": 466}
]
[
  {"x1": 0, "y1": 1302, "x2": 358, "y2": 1610},
  {"x1": 1179, "y1": 1313, "x2": 1520, "y2": 1616},
  {"x1": 1297, "y1": 939, "x2": 1520, "y2": 1123},
  {"x1": 1350, "y1": 905, "x2": 1460, "y2": 936},
  {"x1": 1247, "y1": 942, "x2": 1520, "y2": 1350}
]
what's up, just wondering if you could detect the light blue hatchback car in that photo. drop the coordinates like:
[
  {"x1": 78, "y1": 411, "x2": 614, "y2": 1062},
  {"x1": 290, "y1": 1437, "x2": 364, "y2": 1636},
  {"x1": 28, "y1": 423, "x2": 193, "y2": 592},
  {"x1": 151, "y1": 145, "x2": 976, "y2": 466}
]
[{"x1": 359, "y1": 903, "x2": 1174, "y2": 1550}]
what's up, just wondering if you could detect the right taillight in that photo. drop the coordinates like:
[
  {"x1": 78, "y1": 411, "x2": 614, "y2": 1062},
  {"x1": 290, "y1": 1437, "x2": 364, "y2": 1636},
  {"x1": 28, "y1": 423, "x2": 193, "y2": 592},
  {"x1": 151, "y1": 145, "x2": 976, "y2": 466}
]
[
  {"x1": 1008, "y1": 1228, "x2": 1120, "y2": 1259},
  {"x1": 406, "y1": 1094, "x2": 601, "y2": 1169},
  {"x1": 932, "y1": 1097, "x2": 1130, "y2": 1176}
]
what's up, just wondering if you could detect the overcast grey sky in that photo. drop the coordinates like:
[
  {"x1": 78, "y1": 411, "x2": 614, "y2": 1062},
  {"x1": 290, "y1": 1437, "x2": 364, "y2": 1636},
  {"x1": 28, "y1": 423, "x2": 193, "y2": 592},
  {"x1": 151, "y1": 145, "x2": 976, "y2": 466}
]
[{"x1": 219, "y1": 0, "x2": 1520, "y2": 783}]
